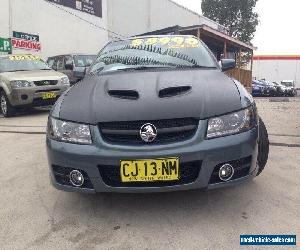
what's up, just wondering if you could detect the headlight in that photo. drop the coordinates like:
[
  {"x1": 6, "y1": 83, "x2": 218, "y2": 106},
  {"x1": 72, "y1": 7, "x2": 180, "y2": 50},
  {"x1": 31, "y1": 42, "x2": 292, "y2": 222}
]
[
  {"x1": 10, "y1": 80, "x2": 34, "y2": 88},
  {"x1": 47, "y1": 117, "x2": 92, "y2": 144},
  {"x1": 206, "y1": 106, "x2": 257, "y2": 139},
  {"x1": 61, "y1": 77, "x2": 70, "y2": 85}
]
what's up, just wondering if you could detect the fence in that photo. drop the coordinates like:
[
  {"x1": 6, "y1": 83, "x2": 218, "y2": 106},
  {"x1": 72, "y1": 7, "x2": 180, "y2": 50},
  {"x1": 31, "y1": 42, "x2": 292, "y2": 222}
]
[{"x1": 226, "y1": 68, "x2": 252, "y2": 92}]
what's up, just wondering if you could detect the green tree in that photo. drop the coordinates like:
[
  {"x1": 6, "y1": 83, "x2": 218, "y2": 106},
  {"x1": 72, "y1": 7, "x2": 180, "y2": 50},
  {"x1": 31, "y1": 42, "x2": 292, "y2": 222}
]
[{"x1": 201, "y1": 0, "x2": 259, "y2": 43}]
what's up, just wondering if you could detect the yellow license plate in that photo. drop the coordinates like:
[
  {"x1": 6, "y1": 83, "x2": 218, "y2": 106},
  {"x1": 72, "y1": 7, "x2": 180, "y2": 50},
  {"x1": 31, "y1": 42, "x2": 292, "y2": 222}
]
[
  {"x1": 42, "y1": 92, "x2": 57, "y2": 99},
  {"x1": 120, "y1": 157, "x2": 179, "y2": 182}
]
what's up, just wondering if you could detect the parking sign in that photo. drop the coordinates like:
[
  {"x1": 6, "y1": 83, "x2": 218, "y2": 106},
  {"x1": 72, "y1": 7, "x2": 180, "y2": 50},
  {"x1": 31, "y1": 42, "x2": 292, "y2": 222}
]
[{"x1": 0, "y1": 38, "x2": 12, "y2": 53}]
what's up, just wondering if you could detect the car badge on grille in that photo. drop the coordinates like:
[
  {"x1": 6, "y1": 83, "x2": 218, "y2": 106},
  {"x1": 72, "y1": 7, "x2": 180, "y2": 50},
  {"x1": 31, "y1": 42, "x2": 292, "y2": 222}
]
[
  {"x1": 140, "y1": 123, "x2": 157, "y2": 142},
  {"x1": 43, "y1": 81, "x2": 50, "y2": 85}
]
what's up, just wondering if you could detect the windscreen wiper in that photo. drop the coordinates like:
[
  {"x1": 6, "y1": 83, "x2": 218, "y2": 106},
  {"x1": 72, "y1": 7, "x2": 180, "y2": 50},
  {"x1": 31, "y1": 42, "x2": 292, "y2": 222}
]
[
  {"x1": 116, "y1": 66, "x2": 174, "y2": 71},
  {"x1": 182, "y1": 65, "x2": 218, "y2": 69}
]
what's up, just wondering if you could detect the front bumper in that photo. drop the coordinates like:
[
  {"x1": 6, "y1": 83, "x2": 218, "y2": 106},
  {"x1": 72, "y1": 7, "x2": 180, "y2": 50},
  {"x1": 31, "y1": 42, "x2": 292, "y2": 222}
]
[
  {"x1": 8, "y1": 85, "x2": 69, "y2": 107},
  {"x1": 47, "y1": 120, "x2": 259, "y2": 193}
]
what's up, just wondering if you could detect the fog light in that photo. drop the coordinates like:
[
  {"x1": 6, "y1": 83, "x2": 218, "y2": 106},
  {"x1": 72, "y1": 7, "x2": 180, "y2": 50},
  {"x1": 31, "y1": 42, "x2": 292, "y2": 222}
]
[
  {"x1": 219, "y1": 164, "x2": 234, "y2": 181},
  {"x1": 69, "y1": 170, "x2": 84, "y2": 187},
  {"x1": 21, "y1": 94, "x2": 28, "y2": 100}
]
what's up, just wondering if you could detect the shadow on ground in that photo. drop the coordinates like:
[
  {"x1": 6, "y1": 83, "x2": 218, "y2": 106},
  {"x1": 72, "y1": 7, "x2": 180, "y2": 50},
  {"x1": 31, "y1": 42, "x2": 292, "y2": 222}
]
[{"x1": 0, "y1": 107, "x2": 50, "y2": 119}]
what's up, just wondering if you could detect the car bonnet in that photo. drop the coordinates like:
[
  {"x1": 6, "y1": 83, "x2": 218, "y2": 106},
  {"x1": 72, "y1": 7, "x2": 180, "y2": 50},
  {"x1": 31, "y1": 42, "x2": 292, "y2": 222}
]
[
  {"x1": 56, "y1": 69, "x2": 245, "y2": 124},
  {"x1": 0, "y1": 70, "x2": 66, "y2": 81}
]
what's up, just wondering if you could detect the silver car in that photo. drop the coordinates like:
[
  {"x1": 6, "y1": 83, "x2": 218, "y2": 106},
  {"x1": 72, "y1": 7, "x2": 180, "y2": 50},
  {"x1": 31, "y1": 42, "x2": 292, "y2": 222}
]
[
  {"x1": 0, "y1": 54, "x2": 70, "y2": 117},
  {"x1": 46, "y1": 36, "x2": 269, "y2": 193}
]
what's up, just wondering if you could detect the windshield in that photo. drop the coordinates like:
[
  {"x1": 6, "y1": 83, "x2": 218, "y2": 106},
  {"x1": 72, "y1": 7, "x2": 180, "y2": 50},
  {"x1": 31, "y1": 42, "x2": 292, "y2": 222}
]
[
  {"x1": 74, "y1": 55, "x2": 97, "y2": 67},
  {"x1": 0, "y1": 55, "x2": 50, "y2": 73},
  {"x1": 89, "y1": 36, "x2": 217, "y2": 74}
]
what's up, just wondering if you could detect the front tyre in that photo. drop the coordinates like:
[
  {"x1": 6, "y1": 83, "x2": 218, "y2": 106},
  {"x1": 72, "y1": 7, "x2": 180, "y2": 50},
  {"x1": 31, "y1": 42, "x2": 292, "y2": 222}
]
[
  {"x1": 0, "y1": 91, "x2": 16, "y2": 117},
  {"x1": 257, "y1": 117, "x2": 269, "y2": 176}
]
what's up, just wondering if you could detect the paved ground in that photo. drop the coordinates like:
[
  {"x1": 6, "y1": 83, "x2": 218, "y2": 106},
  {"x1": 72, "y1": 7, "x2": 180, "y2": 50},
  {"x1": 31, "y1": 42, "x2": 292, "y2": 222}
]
[{"x1": 0, "y1": 97, "x2": 299, "y2": 250}]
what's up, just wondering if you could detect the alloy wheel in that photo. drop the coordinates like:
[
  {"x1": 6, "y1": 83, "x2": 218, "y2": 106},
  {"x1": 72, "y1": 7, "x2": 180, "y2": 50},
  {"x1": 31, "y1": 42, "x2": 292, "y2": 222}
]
[{"x1": 0, "y1": 95, "x2": 7, "y2": 115}]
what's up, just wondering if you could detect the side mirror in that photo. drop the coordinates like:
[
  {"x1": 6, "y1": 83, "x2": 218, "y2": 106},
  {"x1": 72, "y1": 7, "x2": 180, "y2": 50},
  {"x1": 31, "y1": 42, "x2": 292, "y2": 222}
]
[
  {"x1": 221, "y1": 59, "x2": 236, "y2": 71},
  {"x1": 65, "y1": 62, "x2": 74, "y2": 70}
]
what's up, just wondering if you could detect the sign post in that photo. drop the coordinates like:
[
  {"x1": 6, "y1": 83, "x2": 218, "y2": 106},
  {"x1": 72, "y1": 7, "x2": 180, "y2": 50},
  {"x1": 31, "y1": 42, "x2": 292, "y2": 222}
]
[{"x1": 0, "y1": 38, "x2": 12, "y2": 54}]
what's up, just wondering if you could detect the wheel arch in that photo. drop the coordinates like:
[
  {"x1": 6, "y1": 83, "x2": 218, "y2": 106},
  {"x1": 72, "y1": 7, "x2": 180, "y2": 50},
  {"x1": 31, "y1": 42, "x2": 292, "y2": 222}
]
[{"x1": 0, "y1": 81, "x2": 10, "y2": 95}]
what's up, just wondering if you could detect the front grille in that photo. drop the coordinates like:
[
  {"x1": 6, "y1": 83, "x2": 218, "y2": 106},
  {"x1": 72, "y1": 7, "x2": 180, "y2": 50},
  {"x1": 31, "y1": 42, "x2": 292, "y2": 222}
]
[
  {"x1": 34, "y1": 80, "x2": 58, "y2": 86},
  {"x1": 99, "y1": 118, "x2": 199, "y2": 145},
  {"x1": 98, "y1": 161, "x2": 202, "y2": 187},
  {"x1": 209, "y1": 156, "x2": 252, "y2": 184}
]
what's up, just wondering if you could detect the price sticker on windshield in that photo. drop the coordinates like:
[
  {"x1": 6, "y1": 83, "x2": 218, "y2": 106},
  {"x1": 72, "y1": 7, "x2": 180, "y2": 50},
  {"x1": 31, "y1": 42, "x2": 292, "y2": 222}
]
[
  {"x1": 131, "y1": 39, "x2": 144, "y2": 47},
  {"x1": 130, "y1": 36, "x2": 200, "y2": 48},
  {"x1": 159, "y1": 37, "x2": 171, "y2": 45},
  {"x1": 169, "y1": 37, "x2": 185, "y2": 48},
  {"x1": 145, "y1": 38, "x2": 158, "y2": 45},
  {"x1": 185, "y1": 37, "x2": 199, "y2": 47},
  {"x1": 9, "y1": 55, "x2": 41, "y2": 61}
]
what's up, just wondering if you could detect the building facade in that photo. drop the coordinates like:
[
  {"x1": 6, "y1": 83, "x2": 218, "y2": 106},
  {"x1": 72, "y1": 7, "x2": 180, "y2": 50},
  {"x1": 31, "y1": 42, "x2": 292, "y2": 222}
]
[
  {"x1": 253, "y1": 55, "x2": 300, "y2": 88},
  {"x1": 0, "y1": 0, "x2": 109, "y2": 59}
]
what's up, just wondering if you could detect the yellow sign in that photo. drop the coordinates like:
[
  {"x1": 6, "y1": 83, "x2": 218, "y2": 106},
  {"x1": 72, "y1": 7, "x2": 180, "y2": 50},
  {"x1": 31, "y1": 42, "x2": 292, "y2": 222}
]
[
  {"x1": 145, "y1": 37, "x2": 158, "y2": 45},
  {"x1": 185, "y1": 37, "x2": 199, "y2": 47},
  {"x1": 131, "y1": 39, "x2": 144, "y2": 47},
  {"x1": 159, "y1": 37, "x2": 171, "y2": 45},
  {"x1": 120, "y1": 157, "x2": 179, "y2": 182},
  {"x1": 9, "y1": 55, "x2": 40, "y2": 61},
  {"x1": 130, "y1": 36, "x2": 200, "y2": 48},
  {"x1": 171, "y1": 36, "x2": 184, "y2": 45}
]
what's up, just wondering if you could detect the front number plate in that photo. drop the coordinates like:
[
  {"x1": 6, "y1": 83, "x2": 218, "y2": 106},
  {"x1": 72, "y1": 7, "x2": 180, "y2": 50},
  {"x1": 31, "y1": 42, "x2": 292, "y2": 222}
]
[
  {"x1": 120, "y1": 157, "x2": 179, "y2": 182},
  {"x1": 42, "y1": 92, "x2": 57, "y2": 99}
]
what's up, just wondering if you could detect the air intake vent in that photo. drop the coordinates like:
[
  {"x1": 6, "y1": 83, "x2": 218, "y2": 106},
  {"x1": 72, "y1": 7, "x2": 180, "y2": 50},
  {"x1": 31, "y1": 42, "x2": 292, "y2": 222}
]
[
  {"x1": 34, "y1": 80, "x2": 58, "y2": 86},
  {"x1": 108, "y1": 90, "x2": 139, "y2": 100},
  {"x1": 159, "y1": 86, "x2": 191, "y2": 98}
]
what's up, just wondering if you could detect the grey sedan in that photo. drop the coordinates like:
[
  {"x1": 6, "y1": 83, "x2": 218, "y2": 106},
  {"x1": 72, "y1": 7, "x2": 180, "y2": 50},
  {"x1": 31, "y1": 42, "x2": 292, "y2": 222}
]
[{"x1": 46, "y1": 35, "x2": 269, "y2": 193}]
